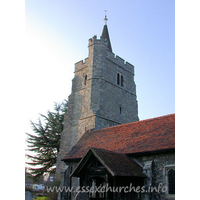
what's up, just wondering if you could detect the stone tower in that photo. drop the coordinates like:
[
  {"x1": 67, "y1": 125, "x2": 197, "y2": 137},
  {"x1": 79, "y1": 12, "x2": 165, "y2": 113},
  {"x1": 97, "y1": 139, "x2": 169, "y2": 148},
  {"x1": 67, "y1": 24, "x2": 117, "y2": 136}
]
[{"x1": 56, "y1": 20, "x2": 139, "y2": 177}]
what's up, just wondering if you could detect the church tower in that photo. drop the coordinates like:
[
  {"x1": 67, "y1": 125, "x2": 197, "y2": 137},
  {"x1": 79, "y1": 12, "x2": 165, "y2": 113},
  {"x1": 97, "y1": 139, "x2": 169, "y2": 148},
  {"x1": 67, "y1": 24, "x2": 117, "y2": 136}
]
[{"x1": 56, "y1": 17, "x2": 139, "y2": 176}]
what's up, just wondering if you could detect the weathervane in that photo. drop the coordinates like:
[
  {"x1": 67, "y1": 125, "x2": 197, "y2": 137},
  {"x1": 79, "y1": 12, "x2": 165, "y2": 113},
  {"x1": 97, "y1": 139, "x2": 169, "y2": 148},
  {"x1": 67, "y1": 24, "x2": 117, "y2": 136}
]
[{"x1": 104, "y1": 10, "x2": 108, "y2": 25}]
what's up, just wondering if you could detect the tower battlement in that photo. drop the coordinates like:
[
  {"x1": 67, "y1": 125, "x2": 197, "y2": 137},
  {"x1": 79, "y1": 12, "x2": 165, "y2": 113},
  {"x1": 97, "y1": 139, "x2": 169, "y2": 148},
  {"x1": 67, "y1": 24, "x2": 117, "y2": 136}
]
[
  {"x1": 74, "y1": 48, "x2": 134, "y2": 74},
  {"x1": 74, "y1": 57, "x2": 89, "y2": 72},
  {"x1": 75, "y1": 34, "x2": 135, "y2": 75},
  {"x1": 88, "y1": 35, "x2": 109, "y2": 47},
  {"x1": 106, "y1": 51, "x2": 135, "y2": 74}
]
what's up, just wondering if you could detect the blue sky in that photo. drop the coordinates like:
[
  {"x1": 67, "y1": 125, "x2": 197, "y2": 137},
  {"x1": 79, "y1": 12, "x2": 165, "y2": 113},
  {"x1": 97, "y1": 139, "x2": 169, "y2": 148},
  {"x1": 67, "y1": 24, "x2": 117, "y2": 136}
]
[{"x1": 25, "y1": 0, "x2": 175, "y2": 126}]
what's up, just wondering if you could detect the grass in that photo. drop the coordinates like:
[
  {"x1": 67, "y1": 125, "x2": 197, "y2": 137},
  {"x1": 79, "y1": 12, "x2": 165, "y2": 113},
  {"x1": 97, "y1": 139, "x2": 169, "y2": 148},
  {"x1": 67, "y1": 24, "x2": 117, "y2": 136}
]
[{"x1": 33, "y1": 197, "x2": 49, "y2": 200}]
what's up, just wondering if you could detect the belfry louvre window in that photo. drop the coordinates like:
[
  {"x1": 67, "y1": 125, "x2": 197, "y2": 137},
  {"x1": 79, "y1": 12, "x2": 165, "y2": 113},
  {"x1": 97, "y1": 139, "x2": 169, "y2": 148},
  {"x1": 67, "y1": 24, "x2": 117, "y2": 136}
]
[
  {"x1": 117, "y1": 73, "x2": 120, "y2": 85},
  {"x1": 168, "y1": 169, "x2": 175, "y2": 194},
  {"x1": 117, "y1": 73, "x2": 124, "y2": 87},
  {"x1": 121, "y1": 75, "x2": 123, "y2": 86}
]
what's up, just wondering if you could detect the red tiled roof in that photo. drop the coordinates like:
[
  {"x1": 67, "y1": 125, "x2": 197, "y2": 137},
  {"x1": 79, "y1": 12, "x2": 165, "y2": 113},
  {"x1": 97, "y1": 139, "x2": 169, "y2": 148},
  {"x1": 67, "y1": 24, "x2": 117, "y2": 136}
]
[{"x1": 62, "y1": 114, "x2": 175, "y2": 161}]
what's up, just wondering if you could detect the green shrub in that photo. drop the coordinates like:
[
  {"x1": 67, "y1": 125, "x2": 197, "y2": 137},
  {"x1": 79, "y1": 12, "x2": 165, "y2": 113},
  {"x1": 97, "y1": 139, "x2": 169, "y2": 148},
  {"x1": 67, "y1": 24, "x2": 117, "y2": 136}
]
[{"x1": 32, "y1": 196, "x2": 50, "y2": 200}]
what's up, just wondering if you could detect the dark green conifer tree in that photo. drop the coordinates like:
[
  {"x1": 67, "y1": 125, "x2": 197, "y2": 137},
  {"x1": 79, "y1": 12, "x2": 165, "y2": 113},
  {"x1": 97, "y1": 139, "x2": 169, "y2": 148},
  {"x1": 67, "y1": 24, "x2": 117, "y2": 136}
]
[{"x1": 26, "y1": 100, "x2": 67, "y2": 181}]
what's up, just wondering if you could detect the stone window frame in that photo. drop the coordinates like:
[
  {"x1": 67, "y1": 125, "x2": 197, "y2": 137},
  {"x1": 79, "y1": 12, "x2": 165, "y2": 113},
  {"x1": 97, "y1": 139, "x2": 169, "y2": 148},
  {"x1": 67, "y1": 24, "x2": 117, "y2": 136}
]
[
  {"x1": 121, "y1": 75, "x2": 124, "y2": 87},
  {"x1": 84, "y1": 74, "x2": 87, "y2": 86},
  {"x1": 163, "y1": 164, "x2": 175, "y2": 196},
  {"x1": 117, "y1": 73, "x2": 120, "y2": 85},
  {"x1": 119, "y1": 106, "x2": 122, "y2": 114},
  {"x1": 117, "y1": 73, "x2": 124, "y2": 87}
]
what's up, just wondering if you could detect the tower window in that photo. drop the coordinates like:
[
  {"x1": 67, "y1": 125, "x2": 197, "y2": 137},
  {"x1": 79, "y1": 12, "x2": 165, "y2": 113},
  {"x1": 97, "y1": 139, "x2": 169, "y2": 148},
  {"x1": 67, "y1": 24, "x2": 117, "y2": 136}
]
[
  {"x1": 84, "y1": 75, "x2": 87, "y2": 86},
  {"x1": 120, "y1": 106, "x2": 122, "y2": 114},
  {"x1": 117, "y1": 73, "x2": 120, "y2": 85},
  {"x1": 117, "y1": 73, "x2": 124, "y2": 87},
  {"x1": 121, "y1": 75, "x2": 123, "y2": 87}
]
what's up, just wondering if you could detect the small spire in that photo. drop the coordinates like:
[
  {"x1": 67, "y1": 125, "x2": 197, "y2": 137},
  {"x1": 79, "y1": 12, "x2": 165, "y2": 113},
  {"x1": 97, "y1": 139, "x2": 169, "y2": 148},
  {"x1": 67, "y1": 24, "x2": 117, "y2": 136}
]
[
  {"x1": 101, "y1": 10, "x2": 112, "y2": 52},
  {"x1": 104, "y1": 10, "x2": 108, "y2": 25}
]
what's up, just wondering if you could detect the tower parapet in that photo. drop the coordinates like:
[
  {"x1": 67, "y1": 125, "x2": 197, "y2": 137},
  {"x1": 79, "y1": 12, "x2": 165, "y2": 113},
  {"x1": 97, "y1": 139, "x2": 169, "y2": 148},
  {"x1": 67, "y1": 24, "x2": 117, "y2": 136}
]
[
  {"x1": 88, "y1": 35, "x2": 110, "y2": 51},
  {"x1": 74, "y1": 57, "x2": 89, "y2": 72},
  {"x1": 106, "y1": 51, "x2": 135, "y2": 74}
]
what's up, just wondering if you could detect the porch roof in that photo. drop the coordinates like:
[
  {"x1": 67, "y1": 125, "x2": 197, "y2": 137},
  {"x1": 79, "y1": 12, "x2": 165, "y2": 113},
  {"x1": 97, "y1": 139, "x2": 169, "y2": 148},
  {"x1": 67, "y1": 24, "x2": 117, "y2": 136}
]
[{"x1": 72, "y1": 147, "x2": 146, "y2": 177}]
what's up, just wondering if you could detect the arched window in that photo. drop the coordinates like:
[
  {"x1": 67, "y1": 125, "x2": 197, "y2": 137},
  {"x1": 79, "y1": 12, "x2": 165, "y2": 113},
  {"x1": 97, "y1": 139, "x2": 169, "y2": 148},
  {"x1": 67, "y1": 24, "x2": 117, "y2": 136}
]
[
  {"x1": 117, "y1": 73, "x2": 120, "y2": 85},
  {"x1": 117, "y1": 73, "x2": 124, "y2": 87},
  {"x1": 120, "y1": 106, "x2": 122, "y2": 114},
  {"x1": 121, "y1": 75, "x2": 123, "y2": 87},
  {"x1": 84, "y1": 75, "x2": 87, "y2": 86},
  {"x1": 168, "y1": 169, "x2": 175, "y2": 194}
]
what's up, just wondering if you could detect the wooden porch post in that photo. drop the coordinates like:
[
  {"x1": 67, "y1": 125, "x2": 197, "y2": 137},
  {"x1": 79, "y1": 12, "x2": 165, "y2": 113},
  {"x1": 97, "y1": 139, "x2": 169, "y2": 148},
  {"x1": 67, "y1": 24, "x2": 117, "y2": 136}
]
[{"x1": 105, "y1": 174, "x2": 108, "y2": 200}]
